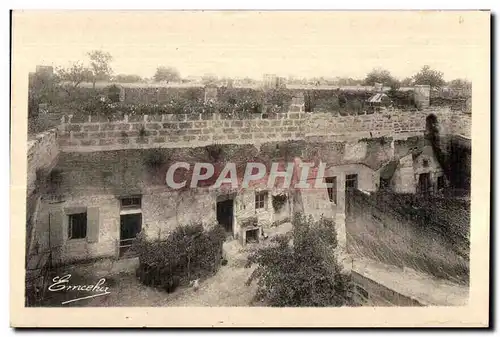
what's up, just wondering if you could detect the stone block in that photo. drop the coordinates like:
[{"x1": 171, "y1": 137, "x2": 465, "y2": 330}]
[
  {"x1": 68, "y1": 124, "x2": 81, "y2": 132},
  {"x1": 179, "y1": 122, "x2": 193, "y2": 129},
  {"x1": 99, "y1": 139, "x2": 115, "y2": 146},
  {"x1": 89, "y1": 132, "x2": 106, "y2": 139},
  {"x1": 80, "y1": 139, "x2": 97, "y2": 146},
  {"x1": 194, "y1": 121, "x2": 208, "y2": 128},
  {"x1": 146, "y1": 123, "x2": 161, "y2": 130},
  {"x1": 100, "y1": 124, "x2": 116, "y2": 131},
  {"x1": 115, "y1": 124, "x2": 131, "y2": 131},
  {"x1": 82, "y1": 124, "x2": 99, "y2": 132},
  {"x1": 187, "y1": 114, "x2": 201, "y2": 121},
  {"x1": 72, "y1": 132, "x2": 87, "y2": 139}
]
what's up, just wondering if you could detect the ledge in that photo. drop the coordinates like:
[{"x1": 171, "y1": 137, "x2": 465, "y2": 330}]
[{"x1": 352, "y1": 257, "x2": 468, "y2": 306}]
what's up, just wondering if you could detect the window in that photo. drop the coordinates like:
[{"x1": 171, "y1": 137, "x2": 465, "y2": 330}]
[
  {"x1": 120, "y1": 196, "x2": 141, "y2": 209},
  {"x1": 325, "y1": 177, "x2": 337, "y2": 203},
  {"x1": 255, "y1": 191, "x2": 267, "y2": 210},
  {"x1": 422, "y1": 159, "x2": 429, "y2": 168},
  {"x1": 68, "y1": 212, "x2": 87, "y2": 239},
  {"x1": 119, "y1": 196, "x2": 142, "y2": 257},
  {"x1": 346, "y1": 174, "x2": 358, "y2": 190}
]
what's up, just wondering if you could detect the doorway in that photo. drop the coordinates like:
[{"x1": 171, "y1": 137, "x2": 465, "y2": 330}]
[
  {"x1": 345, "y1": 174, "x2": 358, "y2": 216},
  {"x1": 216, "y1": 199, "x2": 234, "y2": 234},
  {"x1": 418, "y1": 173, "x2": 431, "y2": 194},
  {"x1": 120, "y1": 213, "x2": 142, "y2": 257}
]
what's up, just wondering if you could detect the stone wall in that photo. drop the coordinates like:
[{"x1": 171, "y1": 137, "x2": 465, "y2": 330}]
[
  {"x1": 27, "y1": 129, "x2": 60, "y2": 196},
  {"x1": 31, "y1": 188, "x2": 217, "y2": 265},
  {"x1": 351, "y1": 270, "x2": 423, "y2": 306},
  {"x1": 345, "y1": 189, "x2": 469, "y2": 284},
  {"x1": 351, "y1": 257, "x2": 468, "y2": 306},
  {"x1": 56, "y1": 107, "x2": 471, "y2": 152}
]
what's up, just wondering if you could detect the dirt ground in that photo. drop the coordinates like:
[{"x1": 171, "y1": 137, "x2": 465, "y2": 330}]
[
  {"x1": 39, "y1": 247, "x2": 255, "y2": 307},
  {"x1": 38, "y1": 225, "x2": 295, "y2": 307}
]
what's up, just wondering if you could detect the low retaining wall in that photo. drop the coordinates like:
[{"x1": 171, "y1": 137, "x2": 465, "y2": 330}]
[
  {"x1": 56, "y1": 107, "x2": 471, "y2": 152},
  {"x1": 351, "y1": 258, "x2": 469, "y2": 306}
]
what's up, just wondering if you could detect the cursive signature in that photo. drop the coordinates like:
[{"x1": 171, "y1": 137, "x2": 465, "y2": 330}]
[{"x1": 48, "y1": 274, "x2": 111, "y2": 305}]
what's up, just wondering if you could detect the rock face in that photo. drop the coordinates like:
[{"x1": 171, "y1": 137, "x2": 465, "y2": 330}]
[{"x1": 425, "y1": 113, "x2": 471, "y2": 191}]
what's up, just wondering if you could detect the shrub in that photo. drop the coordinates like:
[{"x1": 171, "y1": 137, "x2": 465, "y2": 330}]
[
  {"x1": 205, "y1": 143, "x2": 224, "y2": 162},
  {"x1": 134, "y1": 223, "x2": 226, "y2": 293},
  {"x1": 271, "y1": 193, "x2": 288, "y2": 212},
  {"x1": 386, "y1": 89, "x2": 416, "y2": 109},
  {"x1": 107, "y1": 85, "x2": 121, "y2": 103},
  {"x1": 246, "y1": 214, "x2": 353, "y2": 307},
  {"x1": 144, "y1": 148, "x2": 168, "y2": 170}
]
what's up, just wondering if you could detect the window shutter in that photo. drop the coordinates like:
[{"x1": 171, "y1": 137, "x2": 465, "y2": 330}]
[
  {"x1": 49, "y1": 210, "x2": 64, "y2": 249},
  {"x1": 87, "y1": 207, "x2": 100, "y2": 243}
]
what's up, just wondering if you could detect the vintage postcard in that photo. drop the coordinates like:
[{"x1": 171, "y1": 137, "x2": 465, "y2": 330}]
[{"x1": 10, "y1": 10, "x2": 490, "y2": 327}]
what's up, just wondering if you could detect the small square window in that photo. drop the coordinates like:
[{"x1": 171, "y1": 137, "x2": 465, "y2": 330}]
[
  {"x1": 423, "y1": 159, "x2": 429, "y2": 167},
  {"x1": 120, "y1": 196, "x2": 142, "y2": 209},
  {"x1": 255, "y1": 191, "x2": 267, "y2": 209},
  {"x1": 68, "y1": 212, "x2": 87, "y2": 240}
]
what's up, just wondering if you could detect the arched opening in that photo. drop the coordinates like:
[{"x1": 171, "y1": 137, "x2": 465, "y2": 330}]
[{"x1": 425, "y1": 113, "x2": 439, "y2": 135}]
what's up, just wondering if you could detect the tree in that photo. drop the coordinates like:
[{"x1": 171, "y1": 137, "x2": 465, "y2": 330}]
[
  {"x1": 363, "y1": 68, "x2": 400, "y2": 88},
  {"x1": 245, "y1": 214, "x2": 353, "y2": 307},
  {"x1": 412, "y1": 65, "x2": 446, "y2": 88},
  {"x1": 87, "y1": 50, "x2": 113, "y2": 89},
  {"x1": 153, "y1": 66, "x2": 181, "y2": 83},
  {"x1": 400, "y1": 77, "x2": 414, "y2": 87},
  {"x1": 55, "y1": 62, "x2": 93, "y2": 101},
  {"x1": 448, "y1": 78, "x2": 472, "y2": 90},
  {"x1": 28, "y1": 69, "x2": 60, "y2": 116},
  {"x1": 336, "y1": 77, "x2": 363, "y2": 86},
  {"x1": 201, "y1": 74, "x2": 218, "y2": 86},
  {"x1": 113, "y1": 74, "x2": 143, "y2": 83},
  {"x1": 56, "y1": 62, "x2": 92, "y2": 89}
]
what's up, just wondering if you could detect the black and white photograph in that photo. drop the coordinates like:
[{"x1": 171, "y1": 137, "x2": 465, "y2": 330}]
[{"x1": 10, "y1": 10, "x2": 490, "y2": 327}]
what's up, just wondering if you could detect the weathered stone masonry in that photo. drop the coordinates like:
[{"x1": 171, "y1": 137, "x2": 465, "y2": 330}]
[
  {"x1": 27, "y1": 129, "x2": 60, "y2": 195},
  {"x1": 56, "y1": 107, "x2": 471, "y2": 152}
]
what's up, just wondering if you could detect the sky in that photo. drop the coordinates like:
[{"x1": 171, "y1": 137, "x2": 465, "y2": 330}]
[{"x1": 13, "y1": 11, "x2": 485, "y2": 81}]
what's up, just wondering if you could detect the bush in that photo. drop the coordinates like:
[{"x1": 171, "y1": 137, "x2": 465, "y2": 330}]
[
  {"x1": 205, "y1": 143, "x2": 224, "y2": 162},
  {"x1": 134, "y1": 223, "x2": 226, "y2": 293},
  {"x1": 143, "y1": 148, "x2": 169, "y2": 174},
  {"x1": 386, "y1": 89, "x2": 416, "y2": 109},
  {"x1": 246, "y1": 214, "x2": 353, "y2": 307},
  {"x1": 271, "y1": 193, "x2": 288, "y2": 212}
]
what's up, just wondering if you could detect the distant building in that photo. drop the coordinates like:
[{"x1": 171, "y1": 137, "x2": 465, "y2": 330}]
[
  {"x1": 263, "y1": 74, "x2": 286, "y2": 89},
  {"x1": 263, "y1": 74, "x2": 277, "y2": 89},
  {"x1": 35, "y1": 65, "x2": 54, "y2": 77}
]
